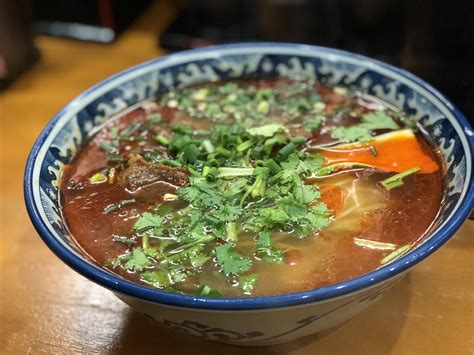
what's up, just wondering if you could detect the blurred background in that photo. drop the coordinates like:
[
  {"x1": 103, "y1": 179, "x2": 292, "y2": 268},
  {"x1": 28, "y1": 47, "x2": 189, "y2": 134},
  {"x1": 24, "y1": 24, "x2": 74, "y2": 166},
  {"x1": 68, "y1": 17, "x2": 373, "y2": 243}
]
[
  {"x1": 0, "y1": 0, "x2": 474, "y2": 121},
  {"x1": 1, "y1": 0, "x2": 473, "y2": 117}
]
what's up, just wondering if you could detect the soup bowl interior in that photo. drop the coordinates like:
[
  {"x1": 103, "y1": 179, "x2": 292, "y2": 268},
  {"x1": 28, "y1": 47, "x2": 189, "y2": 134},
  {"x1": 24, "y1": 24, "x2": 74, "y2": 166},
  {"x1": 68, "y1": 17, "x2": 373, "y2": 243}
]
[{"x1": 24, "y1": 43, "x2": 474, "y2": 345}]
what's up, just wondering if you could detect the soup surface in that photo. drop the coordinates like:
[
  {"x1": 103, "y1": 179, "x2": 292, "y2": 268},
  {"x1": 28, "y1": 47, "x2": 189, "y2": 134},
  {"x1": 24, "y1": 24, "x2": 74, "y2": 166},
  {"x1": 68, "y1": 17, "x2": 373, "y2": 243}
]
[{"x1": 60, "y1": 78, "x2": 444, "y2": 297}]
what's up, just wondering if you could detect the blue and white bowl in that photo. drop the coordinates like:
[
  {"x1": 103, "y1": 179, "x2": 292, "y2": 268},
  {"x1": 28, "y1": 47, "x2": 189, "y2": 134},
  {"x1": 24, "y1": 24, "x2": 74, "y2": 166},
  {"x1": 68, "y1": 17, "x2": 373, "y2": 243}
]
[{"x1": 24, "y1": 43, "x2": 474, "y2": 345}]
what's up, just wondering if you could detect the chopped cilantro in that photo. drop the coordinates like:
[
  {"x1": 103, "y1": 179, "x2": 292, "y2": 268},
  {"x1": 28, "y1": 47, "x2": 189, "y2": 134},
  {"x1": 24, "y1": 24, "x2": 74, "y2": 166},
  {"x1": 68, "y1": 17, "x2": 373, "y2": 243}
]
[
  {"x1": 256, "y1": 231, "x2": 285, "y2": 264},
  {"x1": 331, "y1": 111, "x2": 400, "y2": 142},
  {"x1": 103, "y1": 199, "x2": 135, "y2": 214},
  {"x1": 304, "y1": 117, "x2": 322, "y2": 132},
  {"x1": 360, "y1": 111, "x2": 400, "y2": 130},
  {"x1": 247, "y1": 123, "x2": 287, "y2": 137},
  {"x1": 239, "y1": 274, "x2": 259, "y2": 294},
  {"x1": 177, "y1": 176, "x2": 222, "y2": 208},
  {"x1": 215, "y1": 243, "x2": 252, "y2": 276},
  {"x1": 141, "y1": 270, "x2": 170, "y2": 287},
  {"x1": 106, "y1": 81, "x2": 347, "y2": 296},
  {"x1": 331, "y1": 125, "x2": 372, "y2": 142},
  {"x1": 133, "y1": 212, "x2": 163, "y2": 235},
  {"x1": 122, "y1": 248, "x2": 152, "y2": 271}
]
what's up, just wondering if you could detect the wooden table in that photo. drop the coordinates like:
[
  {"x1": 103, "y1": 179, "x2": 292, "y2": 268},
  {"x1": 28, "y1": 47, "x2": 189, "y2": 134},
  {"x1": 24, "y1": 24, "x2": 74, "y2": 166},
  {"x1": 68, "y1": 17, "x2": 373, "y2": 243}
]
[{"x1": 1, "y1": 3, "x2": 473, "y2": 354}]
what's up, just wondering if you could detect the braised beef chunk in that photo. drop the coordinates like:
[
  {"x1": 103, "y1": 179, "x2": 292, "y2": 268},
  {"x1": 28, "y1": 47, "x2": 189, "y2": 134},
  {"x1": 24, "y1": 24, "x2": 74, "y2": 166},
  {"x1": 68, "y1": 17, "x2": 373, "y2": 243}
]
[{"x1": 120, "y1": 155, "x2": 189, "y2": 191}]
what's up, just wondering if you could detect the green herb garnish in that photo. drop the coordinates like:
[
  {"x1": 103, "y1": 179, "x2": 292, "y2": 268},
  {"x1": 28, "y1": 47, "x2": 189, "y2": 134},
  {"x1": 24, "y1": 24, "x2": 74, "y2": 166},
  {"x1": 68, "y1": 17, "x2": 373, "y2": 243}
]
[
  {"x1": 381, "y1": 244, "x2": 412, "y2": 264},
  {"x1": 215, "y1": 243, "x2": 252, "y2": 276},
  {"x1": 239, "y1": 273, "x2": 259, "y2": 294},
  {"x1": 109, "y1": 83, "x2": 338, "y2": 295},
  {"x1": 380, "y1": 166, "x2": 421, "y2": 190},
  {"x1": 103, "y1": 199, "x2": 136, "y2": 214},
  {"x1": 331, "y1": 111, "x2": 400, "y2": 142},
  {"x1": 89, "y1": 172, "x2": 107, "y2": 184}
]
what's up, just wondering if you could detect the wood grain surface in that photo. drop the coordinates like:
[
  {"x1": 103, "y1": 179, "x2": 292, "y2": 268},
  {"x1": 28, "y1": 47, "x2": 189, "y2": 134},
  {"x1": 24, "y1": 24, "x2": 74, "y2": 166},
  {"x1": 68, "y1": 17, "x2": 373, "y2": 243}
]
[{"x1": 1, "y1": 2, "x2": 473, "y2": 354}]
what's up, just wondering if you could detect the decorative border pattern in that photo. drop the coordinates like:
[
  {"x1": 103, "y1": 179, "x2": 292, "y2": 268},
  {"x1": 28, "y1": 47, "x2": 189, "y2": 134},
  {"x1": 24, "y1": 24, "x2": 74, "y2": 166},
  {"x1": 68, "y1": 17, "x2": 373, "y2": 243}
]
[
  {"x1": 159, "y1": 279, "x2": 399, "y2": 343},
  {"x1": 25, "y1": 43, "x2": 474, "y2": 310}
]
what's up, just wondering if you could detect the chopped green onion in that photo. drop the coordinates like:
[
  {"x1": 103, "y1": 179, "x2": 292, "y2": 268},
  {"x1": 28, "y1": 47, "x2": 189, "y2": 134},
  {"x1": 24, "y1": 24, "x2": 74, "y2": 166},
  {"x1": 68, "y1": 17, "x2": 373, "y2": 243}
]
[
  {"x1": 112, "y1": 236, "x2": 136, "y2": 244},
  {"x1": 225, "y1": 222, "x2": 238, "y2": 242},
  {"x1": 142, "y1": 234, "x2": 149, "y2": 249},
  {"x1": 256, "y1": 100, "x2": 270, "y2": 114},
  {"x1": 383, "y1": 180, "x2": 404, "y2": 190},
  {"x1": 369, "y1": 146, "x2": 378, "y2": 157},
  {"x1": 291, "y1": 136, "x2": 307, "y2": 146},
  {"x1": 202, "y1": 166, "x2": 211, "y2": 177},
  {"x1": 103, "y1": 199, "x2": 136, "y2": 214},
  {"x1": 108, "y1": 168, "x2": 116, "y2": 184},
  {"x1": 313, "y1": 166, "x2": 334, "y2": 177},
  {"x1": 158, "y1": 159, "x2": 182, "y2": 167},
  {"x1": 201, "y1": 139, "x2": 215, "y2": 154},
  {"x1": 215, "y1": 146, "x2": 231, "y2": 158},
  {"x1": 381, "y1": 244, "x2": 412, "y2": 264},
  {"x1": 277, "y1": 142, "x2": 295, "y2": 160},
  {"x1": 217, "y1": 167, "x2": 254, "y2": 178},
  {"x1": 155, "y1": 134, "x2": 170, "y2": 145},
  {"x1": 313, "y1": 102, "x2": 326, "y2": 112},
  {"x1": 264, "y1": 159, "x2": 281, "y2": 173},
  {"x1": 380, "y1": 166, "x2": 421, "y2": 190},
  {"x1": 236, "y1": 140, "x2": 254, "y2": 152},
  {"x1": 354, "y1": 237, "x2": 396, "y2": 250},
  {"x1": 192, "y1": 88, "x2": 208, "y2": 101},
  {"x1": 333, "y1": 86, "x2": 348, "y2": 96},
  {"x1": 89, "y1": 172, "x2": 107, "y2": 184},
  {"x1": 163, "y1": 193, "x2": 179, "y2": 201}
]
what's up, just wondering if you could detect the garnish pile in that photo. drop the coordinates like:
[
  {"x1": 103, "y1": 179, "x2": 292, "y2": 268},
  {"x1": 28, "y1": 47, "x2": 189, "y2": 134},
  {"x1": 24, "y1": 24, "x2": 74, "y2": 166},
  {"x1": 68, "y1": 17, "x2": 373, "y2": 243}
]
[
  {"x1": 81, "y1": 79, "x2": 431, "y2": 296},
  {"x1": 110, "y1": 120, "x2": 332, "y2": 296}
]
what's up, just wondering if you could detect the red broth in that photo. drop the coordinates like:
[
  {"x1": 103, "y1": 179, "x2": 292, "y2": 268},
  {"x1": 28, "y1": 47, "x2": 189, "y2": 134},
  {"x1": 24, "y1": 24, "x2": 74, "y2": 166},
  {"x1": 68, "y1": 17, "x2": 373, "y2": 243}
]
[{"x1": 60, "y1": 78, "x2": 444, "y2": 297}]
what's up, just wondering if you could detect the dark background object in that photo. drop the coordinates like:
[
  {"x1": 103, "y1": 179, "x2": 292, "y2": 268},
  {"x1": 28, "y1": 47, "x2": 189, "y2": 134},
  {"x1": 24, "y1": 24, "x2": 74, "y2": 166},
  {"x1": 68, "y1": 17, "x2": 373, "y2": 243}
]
[
  {"x1": 0, "y1": 0, "x2": 40, "y2": 90},
  {"x1": 159, "y1": 0, "x2": 474, "y2": 122},
  {"x1": 32, "y1": 0, "x2": 151, "y2": 43}
]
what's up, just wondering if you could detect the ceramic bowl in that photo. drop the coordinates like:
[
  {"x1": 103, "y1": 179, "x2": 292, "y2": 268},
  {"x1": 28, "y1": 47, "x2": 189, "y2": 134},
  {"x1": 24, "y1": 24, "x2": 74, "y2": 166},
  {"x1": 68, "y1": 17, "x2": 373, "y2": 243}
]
[{"x1": 25, "y1": 43, "x2": 474, "y2": 346}]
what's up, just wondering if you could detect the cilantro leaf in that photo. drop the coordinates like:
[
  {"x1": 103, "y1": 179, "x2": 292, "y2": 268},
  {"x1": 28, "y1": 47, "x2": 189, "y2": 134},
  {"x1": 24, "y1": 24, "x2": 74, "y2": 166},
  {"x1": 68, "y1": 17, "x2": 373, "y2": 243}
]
[
  {"x1": 219, "y1": 178, "x2": 248, "y2": 197},
  {"x1": 304, "y1": 117, "x2": 322, "y2": 132},
  {"x1": 256, "y1": 231, "x2": 285, "y2": 264},
  {"x1": 216, "y1": 204, "x2": 243, "y2": 222},
  {"x1": 141, "y1": 270, "x2": 170, "y2": 287},
  {"x1": 295, "y1": 185, "x2": 320, "y2": 204},
  {"x1": 177, "y1": 176, "x2": 222, "y2": 208},
  {"x1": 134, "y1": 212, "x2": 163, "y2": 235},
  {"x1": 292, "y1": 203, "x2": 331, "y2": 237},
  {"x1": 277, "y1": 197, "x2": 308, "y2": 220},
  {"x1": 183, "y1": 143, "x2": 200, "y2": 163},
  {"x1": 247, "y1": 123, "x2": 287, "y2": 137},
  {"x1": 331, "y1": 125, "x2": 372, "y2": 142},
  {"x1": 259, "y1": 207, "x2": 290, "y2": 227},
  {"x1": 304, "y1": 155, "x2": 324, "y2": 172},
  {"x1": 360, "y1": 111, "x2": 399, "y2": 130},
  {"x1": 123, "y1": 248, "x2": 152, "y2": 271},
  {"x1": 331, "y1": 111, "x2": 399, "y2": 142},
  {"x1": 215, "y1": 243, "x2": 252, "y2": 276},
  {"x1": 239, "y1": 273, "x2": 259, "y2": 294}
]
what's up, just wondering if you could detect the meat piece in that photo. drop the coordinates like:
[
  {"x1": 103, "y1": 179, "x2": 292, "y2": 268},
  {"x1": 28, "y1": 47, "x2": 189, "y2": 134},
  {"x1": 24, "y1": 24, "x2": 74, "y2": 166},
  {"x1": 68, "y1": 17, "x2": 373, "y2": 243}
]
[{"x1": 120, "y1": 155, "x2": 189, "y2": 192}]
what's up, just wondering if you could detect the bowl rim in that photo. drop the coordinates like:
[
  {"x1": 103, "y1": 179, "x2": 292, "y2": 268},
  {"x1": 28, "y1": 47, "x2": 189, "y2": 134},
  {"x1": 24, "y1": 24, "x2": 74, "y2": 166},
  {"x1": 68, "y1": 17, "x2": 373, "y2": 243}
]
[{"x1": 24, "y1": 42, "x2": 474, "y2": 311}]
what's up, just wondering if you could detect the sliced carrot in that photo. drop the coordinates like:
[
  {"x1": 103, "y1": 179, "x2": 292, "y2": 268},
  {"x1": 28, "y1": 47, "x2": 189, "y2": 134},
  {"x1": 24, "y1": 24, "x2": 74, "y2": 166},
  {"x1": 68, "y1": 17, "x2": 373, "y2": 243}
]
[{"x1": 317, "y1": 129, "x2": 439, "y2": 174}]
